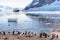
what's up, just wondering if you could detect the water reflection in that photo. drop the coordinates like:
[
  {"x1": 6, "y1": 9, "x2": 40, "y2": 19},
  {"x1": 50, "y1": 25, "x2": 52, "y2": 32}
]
[
  {"x1": 0, "y1": 13, "x2": 60, "y2": 33},
  {"x1": 8, "y1": 14, "x2": 60, "y2": 32}
]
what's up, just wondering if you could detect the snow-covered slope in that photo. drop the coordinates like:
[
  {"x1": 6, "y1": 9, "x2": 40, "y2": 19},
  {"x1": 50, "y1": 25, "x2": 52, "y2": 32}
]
[
  {"x1": 23, "y1": 0, "x2": 60, "y2": 11},
  {"x1": 0, "y1": 5, "x2": 13, "y2": 12}
]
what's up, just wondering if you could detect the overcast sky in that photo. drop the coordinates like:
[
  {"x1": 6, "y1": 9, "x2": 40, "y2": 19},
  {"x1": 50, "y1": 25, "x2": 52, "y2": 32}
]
[{"x1": 0, "y1": 0, "x2": 32, "y2": 9}]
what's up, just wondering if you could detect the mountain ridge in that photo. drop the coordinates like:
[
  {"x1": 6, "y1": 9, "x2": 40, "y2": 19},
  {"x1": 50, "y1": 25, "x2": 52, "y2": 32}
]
[{"x1": 23, "y1": 0, "x2": 60, "y2": 11}]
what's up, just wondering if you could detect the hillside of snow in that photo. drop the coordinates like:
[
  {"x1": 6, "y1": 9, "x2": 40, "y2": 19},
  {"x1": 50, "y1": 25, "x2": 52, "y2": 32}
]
[{"x1": 24, "y1": 0, "x2": 60, "y2": 11}]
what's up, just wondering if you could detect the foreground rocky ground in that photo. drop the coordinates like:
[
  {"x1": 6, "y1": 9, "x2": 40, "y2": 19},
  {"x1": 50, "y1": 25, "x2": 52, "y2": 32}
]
[{"x1": 0, "y1": 31, "x2": 60, "y2": 40}]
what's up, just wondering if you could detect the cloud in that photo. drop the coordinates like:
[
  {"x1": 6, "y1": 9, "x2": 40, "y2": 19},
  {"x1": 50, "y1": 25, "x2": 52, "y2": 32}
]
[{"x1": 0, "y1": 0, "x2": 32, "y2": 9}]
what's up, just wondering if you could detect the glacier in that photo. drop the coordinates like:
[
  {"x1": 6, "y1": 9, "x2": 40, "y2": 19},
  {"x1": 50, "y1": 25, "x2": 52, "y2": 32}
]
[{"x1": 23, "y1": 0, "x2": 60, "y2": 11}]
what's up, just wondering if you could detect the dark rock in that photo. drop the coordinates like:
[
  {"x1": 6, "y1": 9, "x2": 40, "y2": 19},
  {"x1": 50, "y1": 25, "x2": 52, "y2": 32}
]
[{"x1": 13, "y1": 8, "x2": 19, "y2": 12}]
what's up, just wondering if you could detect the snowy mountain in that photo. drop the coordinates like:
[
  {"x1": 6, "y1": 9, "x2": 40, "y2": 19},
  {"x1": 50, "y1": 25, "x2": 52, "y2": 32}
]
[
  {"x1": 0, "y1": 5, "x2": 13, "y2": 12},
  {"x1": 23, "y1": 0, "x2": 60, "y2": 11}
]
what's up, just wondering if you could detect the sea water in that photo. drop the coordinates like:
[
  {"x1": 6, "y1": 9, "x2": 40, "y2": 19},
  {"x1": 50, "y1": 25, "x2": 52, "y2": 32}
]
[{"x1": 0, "y1": 13, "x2": 59, "y2": 33}]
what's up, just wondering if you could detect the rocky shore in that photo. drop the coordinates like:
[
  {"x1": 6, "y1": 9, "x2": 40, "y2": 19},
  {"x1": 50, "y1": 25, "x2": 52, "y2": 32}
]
[{"x1": 0, "y1": 31, "x2": 60, "y2": 40}]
